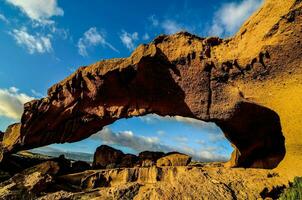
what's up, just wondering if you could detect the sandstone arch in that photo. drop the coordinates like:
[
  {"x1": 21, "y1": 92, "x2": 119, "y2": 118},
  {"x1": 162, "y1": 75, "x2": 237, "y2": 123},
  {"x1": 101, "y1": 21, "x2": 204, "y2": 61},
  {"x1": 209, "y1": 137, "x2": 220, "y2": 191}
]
[{"x1": 2, "y1": 41, "x2": 285, "y2": 169}]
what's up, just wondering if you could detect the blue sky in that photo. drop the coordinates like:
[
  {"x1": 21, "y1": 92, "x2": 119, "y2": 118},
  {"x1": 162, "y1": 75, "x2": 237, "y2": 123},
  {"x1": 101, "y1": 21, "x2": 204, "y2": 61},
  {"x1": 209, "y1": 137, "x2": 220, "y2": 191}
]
[{"x1": 0, "y1": 0, "x2": 263, "y2": 161}]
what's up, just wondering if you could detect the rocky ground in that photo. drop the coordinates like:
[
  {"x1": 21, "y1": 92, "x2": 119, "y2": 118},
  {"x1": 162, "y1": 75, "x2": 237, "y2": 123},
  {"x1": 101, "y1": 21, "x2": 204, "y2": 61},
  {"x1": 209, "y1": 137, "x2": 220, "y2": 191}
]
[{"x1": 0, "y1": 146, "x2": 291, "y2": 200}]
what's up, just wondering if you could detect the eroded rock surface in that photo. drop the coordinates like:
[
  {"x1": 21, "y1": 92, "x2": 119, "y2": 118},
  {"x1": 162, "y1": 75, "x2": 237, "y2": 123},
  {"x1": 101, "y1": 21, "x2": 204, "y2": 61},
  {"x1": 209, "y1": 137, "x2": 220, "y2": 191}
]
[
  {"x1": 57, "y1": 164, "x2": 288, "y2": 200},
  {"x1": 1, "y1": 1, "x2": 302, "y2": 176},
  {"x1": 0, "y1": 161, "x2": 60, "y2": 200}
]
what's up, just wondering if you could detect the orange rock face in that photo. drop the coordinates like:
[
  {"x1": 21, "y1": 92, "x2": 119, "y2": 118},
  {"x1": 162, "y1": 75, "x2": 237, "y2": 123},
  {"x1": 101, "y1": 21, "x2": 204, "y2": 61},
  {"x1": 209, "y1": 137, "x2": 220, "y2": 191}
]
[{"x1": 1, "y1": 0, "x2": 302, "y2": 176}]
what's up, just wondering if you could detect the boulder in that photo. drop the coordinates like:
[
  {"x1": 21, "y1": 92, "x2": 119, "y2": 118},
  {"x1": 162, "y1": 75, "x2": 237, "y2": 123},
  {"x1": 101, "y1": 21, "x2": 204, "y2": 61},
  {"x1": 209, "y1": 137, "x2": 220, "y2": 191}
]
[
  {"x1": 49, "y1": 155, "x2": 72, "y2": 175},
  {"x1": 2, "y1": 123, "x2": 21, "y2": 152},
  {"x1": 138, "y1": 151, "x2": 165, "y2": 166},
  {"x1": 120, "y1": 153, "x2": 139, "y2": 168},
  {"x1": 139, "y1": 151, "x2": 165, "y2": 162},
  {"x1": 71, "y1": 160, "x2": 91, "y2": 173},
  {"x1": 93, "y1": 145, "x2": 124, "y2": 169},
  {"x1": 156, "y1": 152, "x2": 191, "y2": 166}
]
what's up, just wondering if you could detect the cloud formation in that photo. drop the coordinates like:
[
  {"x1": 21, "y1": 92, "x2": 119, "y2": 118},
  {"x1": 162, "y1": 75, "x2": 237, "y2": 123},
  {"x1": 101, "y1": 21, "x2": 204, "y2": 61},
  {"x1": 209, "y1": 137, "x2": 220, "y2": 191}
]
[
  {"x1": 148, "y1": 15, "x2": 159, "y2": 27},
  {"x1": 161, "y1": 19, "x2": 184, "y2": 34},
  {"x1": 140, "y1": 114, "x2": 218, "y2": 130},
  {"x1": 209, "y1": 0, "x2": 263, "y2": 37},
  {"x1": 147, "y1": 14, "x2": 192, "y2": 35},
  {"x1": 78, "y1": 27, "x2": 118, "y2": 57},
  {"x1": 0, "y1": 87, "x2": 34, "y2": 120},
  {"x1": 6, "y1": 0, "x2": 64, "y2": 25},
  {"x1": 91, "y1": 127, "x2": 229, "y2": 161},
  {"x1": 0, "y1": 13, "x2": 9, "y2": 24},
  {"x1": 10, "y1": 27, "x2": 53, "y2": 54},
  {"x1": 31, "y1": 89, "x2": 44, "y2": 98},
  {"x1": 142, "y1": 33, "x2": 150, "y2": 40},
  {"x1": 119, "y1": 30, "x2": 139, "y2": 50},
  {"x1": 91, "y1": 127, "x2": 168, "y2": 153}
]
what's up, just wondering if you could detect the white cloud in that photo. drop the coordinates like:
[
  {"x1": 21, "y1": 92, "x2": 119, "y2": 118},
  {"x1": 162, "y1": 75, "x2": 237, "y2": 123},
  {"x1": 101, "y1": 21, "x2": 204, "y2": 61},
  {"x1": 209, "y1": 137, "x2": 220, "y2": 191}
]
[
  {"x1": 142, "y1": 33, "x2": 150, "y2": 40},
  {"x1": 147, "y1": 17, "x2": 189, "y2": 35},
  {"x1": 31, "y1": 89, "x2": 44, "y2": 98},
  {"x1": 157, "y1": 130, "x2": 165, "y2": 136},
  {"x1": 199, "y1": 149, "x2": 227, "y2": 161},
  {"x1": 0, "y1": 87, "x2": 34, "y2": 120},
  {"x1": 91, "y1": 127, "x2": 167, "y2": 153},
  {"x1": 209, "y1": 133, "x2": 226, "y2": 143},
  {"x1": 161, "y1": 19, "x2": 184, "y2": 34},
  {"x1": 148, "y1": 15, "x2": 159, "y2": 27},
  {"x1": 10, "y1": 27, "x2": 53, "y2": 54},
  {"x1": 140, "y1": 114, "x2": 218, "y2": 130},
  {"x1": 91, "y1": 127, "x2": 229, "y2": 162},
  {"x1": 0, "y1": 13, "x2": 9, "y2": 24},
  {"x1": 6, "y1": 0, "x2": 63, "y2": 25},
  {"x1": 78, "y1": 27, "x2": 118, "y2": 57},
  {"x1": 119, "y1": 30, "x2": 139, "y2": 50},
  {"x1": 174, "y1": 136, "x2": 188, "y2": 143},
  {"x1": 209, "y1": 0, "x2": 263, "y2": 36}
]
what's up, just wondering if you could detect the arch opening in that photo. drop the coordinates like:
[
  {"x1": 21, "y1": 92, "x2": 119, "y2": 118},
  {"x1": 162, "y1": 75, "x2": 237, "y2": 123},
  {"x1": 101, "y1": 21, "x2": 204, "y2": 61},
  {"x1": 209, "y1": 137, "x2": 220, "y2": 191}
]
[{"x1": 31, "y1": 114, "x2": 234, "y2": 164}]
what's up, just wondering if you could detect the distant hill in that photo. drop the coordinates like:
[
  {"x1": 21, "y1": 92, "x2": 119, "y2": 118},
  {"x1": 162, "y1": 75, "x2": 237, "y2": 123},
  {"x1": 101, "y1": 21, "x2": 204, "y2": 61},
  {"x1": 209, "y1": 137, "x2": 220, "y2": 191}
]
[{"x1": 30, "y1": 147, "x2": 93, "y2": 163}]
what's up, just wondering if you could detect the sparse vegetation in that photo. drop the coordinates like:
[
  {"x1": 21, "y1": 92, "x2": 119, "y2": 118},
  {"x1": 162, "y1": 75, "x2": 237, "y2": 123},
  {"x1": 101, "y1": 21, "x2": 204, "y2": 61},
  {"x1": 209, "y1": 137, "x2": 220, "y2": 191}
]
[{"x1": 279, "y1": 177, "x2": 302, "y2": 200}]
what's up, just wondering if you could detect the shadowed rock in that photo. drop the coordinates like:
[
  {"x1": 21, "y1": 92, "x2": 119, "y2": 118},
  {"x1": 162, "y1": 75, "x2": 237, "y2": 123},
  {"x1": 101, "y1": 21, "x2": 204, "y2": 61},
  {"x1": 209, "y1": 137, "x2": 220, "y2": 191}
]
[
  {"x1": 71, "y1": 161, "x2": 91, "y2": 173},
  {"x1": 93, "y1": 145, "x2": 124, "y2": 169},
  {"x1": 120, "y1": 153, "x2": 139, "y2": 168},
  {"x1": 138, "y1": 151, "x2": 165, "y2": 167}
]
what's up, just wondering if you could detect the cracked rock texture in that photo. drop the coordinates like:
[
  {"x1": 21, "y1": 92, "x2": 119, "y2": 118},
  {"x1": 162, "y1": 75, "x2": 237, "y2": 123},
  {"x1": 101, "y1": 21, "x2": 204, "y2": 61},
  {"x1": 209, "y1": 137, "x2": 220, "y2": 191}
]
[
  {"x1": 55, "y1": 165, "x2": 287, "y2": 200},
  {"x1": 1, "y1": 0, "x2": 302, "y2": 178}
]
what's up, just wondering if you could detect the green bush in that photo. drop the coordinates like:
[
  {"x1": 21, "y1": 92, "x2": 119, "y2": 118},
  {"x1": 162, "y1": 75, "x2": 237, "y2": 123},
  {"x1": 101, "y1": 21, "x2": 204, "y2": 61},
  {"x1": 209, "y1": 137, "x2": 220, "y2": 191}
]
[{"x1": 279, "y1": 177, "x2": 302, "y2": 200}]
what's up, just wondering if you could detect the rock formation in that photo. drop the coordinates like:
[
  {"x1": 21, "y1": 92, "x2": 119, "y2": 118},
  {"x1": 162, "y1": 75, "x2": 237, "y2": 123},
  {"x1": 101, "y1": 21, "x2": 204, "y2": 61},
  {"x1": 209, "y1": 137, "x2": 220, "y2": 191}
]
[
  {"x1": 93, "y1": 145, "x2": 124, "y2": 169},
  {"x1": 70, "y1": 160, "x2": 91, "y2": 173},
  {"x1": 120, "y1": 153, "x2": 139, "y2": 168},
  {"x1": 156, "y1": 152, "x2": 191, "y2": 167},
  {"x1": 1, "y1": 0, "x2": 302, "y2": 178},
  {"x1": 0, "y1": 161, "x2": 60, "y2": 199},
  {"x1": 138, "y1": 151, "x2": 165, "y2": 167},
  {"x1": 92, "y1": 145, "x2": 191, "y2": 169}
]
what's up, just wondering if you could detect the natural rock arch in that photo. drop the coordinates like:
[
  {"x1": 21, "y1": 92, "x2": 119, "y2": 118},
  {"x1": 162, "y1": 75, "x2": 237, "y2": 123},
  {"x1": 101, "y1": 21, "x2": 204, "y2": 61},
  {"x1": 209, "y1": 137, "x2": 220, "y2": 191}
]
[{"x1": 2, "y1": 37, "x2": 285, "y2": 169}]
